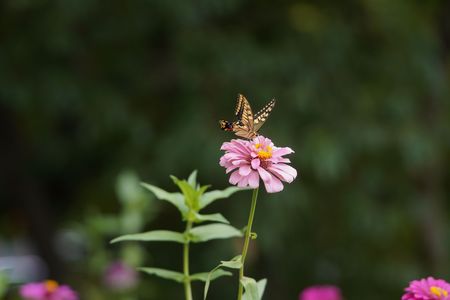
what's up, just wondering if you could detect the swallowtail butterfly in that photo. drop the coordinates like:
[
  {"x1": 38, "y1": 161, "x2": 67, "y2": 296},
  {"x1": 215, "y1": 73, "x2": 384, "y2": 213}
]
[{"x1": 219, "y1": 94, "x2": 276, "y2": 139}]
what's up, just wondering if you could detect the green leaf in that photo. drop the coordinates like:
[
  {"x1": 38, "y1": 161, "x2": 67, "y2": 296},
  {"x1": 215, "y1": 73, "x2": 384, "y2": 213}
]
[
  {"x1": 198, "y1": 184, "x2": 210, "y2": 195},
  {"x1": 256, "y1": 279, "x2": 268, "y2": 299},
  {"x1": 219, "y1": 255, "x2": 243, "y2": 269},
  {"x1": 190, "y1": 269, "x2": 232, "y2": 282},
  {"x1": 200, "y1": 186, "x2": 244, "y2": 209},
  {"x1": 139, "y1": 267, "x2": 185, "y2": 283},
  {"x1": 203, "y1": 256, "x2": 242, "y2": 300},
  {"x1": 243, "y1": 278, "x2": 267, "y2": 300},
  {"x1": 190, "y1": 224, "x2": 242, "y2": 243},
  {"x1": 111, "y1": 230, "x2": 185, "y2": 244},
  {"x1": 194, "y1": 213, "x2": 230, "y2": 224},
  {"x1": 141, "y1": 183, "x2": 187, "y2": 214},
  {"x1": 241, "y1": 277, "x2": 259, "y2": 300},
  {"x1": 171, "y1": 176, "x2": 199, "y2": 210},
  {"x1": 187, "y1": 170, "x2": 198, "y2": 188}
]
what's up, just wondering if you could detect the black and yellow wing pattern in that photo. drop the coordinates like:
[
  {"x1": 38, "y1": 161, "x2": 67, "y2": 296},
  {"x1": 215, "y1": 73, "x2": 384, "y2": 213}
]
[
  {"x1": 220, "y1": 94, "x2": 276, "y2": 139},
  {"x1": 253, "y1": 99, "x2": 276, "y2": 132}
]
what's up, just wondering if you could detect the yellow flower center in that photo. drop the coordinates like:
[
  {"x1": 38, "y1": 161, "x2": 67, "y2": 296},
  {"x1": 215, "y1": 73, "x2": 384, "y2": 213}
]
[
  {"x1": 45, "y1": 280, "x2": 59, "y2": 293},
  {"x1": 430, "y1": 286, "x2": 448, "y2": 298},
  {"x1": 255, "y1": 143, "x2": 272, "y2": 160}
]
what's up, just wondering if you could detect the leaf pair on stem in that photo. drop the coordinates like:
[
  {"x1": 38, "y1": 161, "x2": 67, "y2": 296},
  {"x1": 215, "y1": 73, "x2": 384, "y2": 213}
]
[{"x1": 111, "y1": 170, "x2": 244, "y2": 300}]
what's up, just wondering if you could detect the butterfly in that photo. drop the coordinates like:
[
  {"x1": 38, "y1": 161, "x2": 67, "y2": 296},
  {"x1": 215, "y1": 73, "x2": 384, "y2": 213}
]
[{"x1": 219, "y1": 94, "x2": 276, "y2": 139}]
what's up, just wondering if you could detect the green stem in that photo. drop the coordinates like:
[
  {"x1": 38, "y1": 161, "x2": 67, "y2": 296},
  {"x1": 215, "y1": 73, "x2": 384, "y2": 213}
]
[
  {"x1": 184, "y1": 220, "x2": 194, "y2": 300},
  {"x1": 237, "y1": 188, "x2": 259, "y2": 300}
]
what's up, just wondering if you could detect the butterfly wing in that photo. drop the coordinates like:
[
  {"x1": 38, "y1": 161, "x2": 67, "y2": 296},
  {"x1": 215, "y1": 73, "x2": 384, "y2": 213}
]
[
  {"x1": 253, "y1": 99, "x2": 276, "y2": 132},
  {"x1": 220, "y1": 94, "x2": 245, "y2": 132},
  {"x1": 234, "y1": 94, "x2": 254, "y2": 137},
  {"x1": 235, "y1": 94, "x2": 245, "y2": 116}
]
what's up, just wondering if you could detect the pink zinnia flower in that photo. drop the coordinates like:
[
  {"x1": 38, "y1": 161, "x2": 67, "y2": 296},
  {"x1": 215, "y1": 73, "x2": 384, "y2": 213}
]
[
  {"x1": 20, "y1": 280, "x2": 78, "y2": 300},
  {"x1": 299, "y1": 285, "x2": 342, "y2": 300},
  {"x1": 402, "y1": 277, "x2": 450, "y2": 300},
  {"x1": 219, "y1": 136, "x2": 297, "y2": 193},
  {"x1": 103, "y1": 261, "x2": 138, "y2": 290}
]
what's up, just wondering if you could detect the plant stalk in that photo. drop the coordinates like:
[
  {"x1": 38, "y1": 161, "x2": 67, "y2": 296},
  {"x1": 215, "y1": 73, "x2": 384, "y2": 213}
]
[
  {"x1": 237, "y1": 188, "x2": 259, "y2": 300},
  {"x1": 184, "y1": 220, "x2": 194, "y2": 300}
]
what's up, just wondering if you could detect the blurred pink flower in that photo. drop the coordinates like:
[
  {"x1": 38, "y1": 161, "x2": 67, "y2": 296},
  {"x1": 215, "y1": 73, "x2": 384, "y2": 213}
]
[
  {"x1": 219, "y1": 136, "x2": 297, "y2": 193},
  {"x1": 20, "y1": 280, "x2": 78, "y2": 300},
  {"x1": 402, "y1": 277, "x2": 450, "y2": 300},
  {"x1": 299, "y1": 285, "x2": 342, "y2": 300},
  {"x1": 103, "y1": 261, "x2": 138, "y2": 290}
]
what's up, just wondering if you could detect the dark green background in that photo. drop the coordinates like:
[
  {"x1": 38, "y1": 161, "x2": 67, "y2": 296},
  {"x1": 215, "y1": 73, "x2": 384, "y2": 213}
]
[{"x1": 1, "y1": 0, "x2": 449, "y2": 299}]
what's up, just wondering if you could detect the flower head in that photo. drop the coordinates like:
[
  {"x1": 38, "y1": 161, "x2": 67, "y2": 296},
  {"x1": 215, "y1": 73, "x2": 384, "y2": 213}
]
[
  {"x1": 20, "y1": 280, "x2": 78, "y2": 300},
  {"x1": 402, "y1": 277, "x2": 450, "y2": 300},
  {"x1": 103, "y1": 261, "x2": 138, "y2": 290},
  {"x1": 299, "y1": 285, "x2": 342, "y2": 300},
  {"x1": 219, "y1": 136, "x2": 297, "y2": 193}
]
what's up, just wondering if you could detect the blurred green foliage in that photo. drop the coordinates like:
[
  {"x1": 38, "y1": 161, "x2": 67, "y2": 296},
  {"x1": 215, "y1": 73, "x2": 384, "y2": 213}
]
[
  {"x1": 0, "y1": 271, "x2": 9, "y2": 299},
  {"x1": 1, "y1": 0, "x2": 449, "y2": 299},
  {"x1": 74, "y1": 171, "x2": 156, "y2": 299}
]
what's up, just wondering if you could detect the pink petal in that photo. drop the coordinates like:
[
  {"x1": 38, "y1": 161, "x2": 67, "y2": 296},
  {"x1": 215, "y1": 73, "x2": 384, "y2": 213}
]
[
  {"x1": 266, "y1": 174, "x2": 284, "y2": 193},
  {"x1": 248, "y1": 171, "x2": 260, "y2": 188},
  {"x1": 272, "y1": 147, "x2": 294, "y2": 157},
  {"x1": 239, "y1": 165, "x2": 252, "y2": 176},
  {"x1": 20, "y1": 283, "x2": 46, "y2": 298},
  {"x1": 257, "y1": 167, "x2": 271, "y2": 183},
  {"x1": 226, "y1": 165, "x2": 239, "y2": 174},
  {"x1": 219, "y1": 159, "x2": 230, "y2": 168},
  {"x1": 220, "y1": 142, "x2": 243, "y2": 153},
  {"x1": 268, "y1": 166, "x2": 294, "y2": 183},
  {"x1": 268, "y1": 164, "x2": 297, "y2": 182},
  {"x1": 252, "y1": 136, "x2": 264, "y2": 144},
  {"x1": 224, "y1": 153, "x2": 245, "y2": 161},
  {"x1": 253, "y1": 136, "x2": 272, "y2": 146},
  {"x1": 222, "y1": 140, "x2": 251, "y2": 155},
  {"x1": 275, "y1": 164, "x2": 297, "y2": 177},
  {"x1": 232, "y1": 159, "x2": 247, "y2": 166},
  {"x1": 53, "y1": 286, "x2": 78, "y2": 300},
  {"x1": 220, "y1": 142, "x2": 231, "y2": 150},
  {"x1": 229, "y1": 170, "x2": 242, "y2": 185},
  {"x1": 300, "y1": 285, "x2": 342, "y2": 300},
  {"x1": 277, "y1": 158, "x2": 291, "y2": 163},
  {"x1": 237, "y1": 175, "x2": 249, "y2": 187},
  {"x1": 257, "y1": 167, "x2": 284, "y2": 193},
  {"x1": 251, "y1": 158, "x2": 260, "y2": 169}
]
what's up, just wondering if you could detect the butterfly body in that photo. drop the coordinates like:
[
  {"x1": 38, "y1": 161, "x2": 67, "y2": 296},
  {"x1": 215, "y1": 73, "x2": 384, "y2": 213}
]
[{"x1": 219, "y1": 94, "x2": 276, "y2": 139}]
